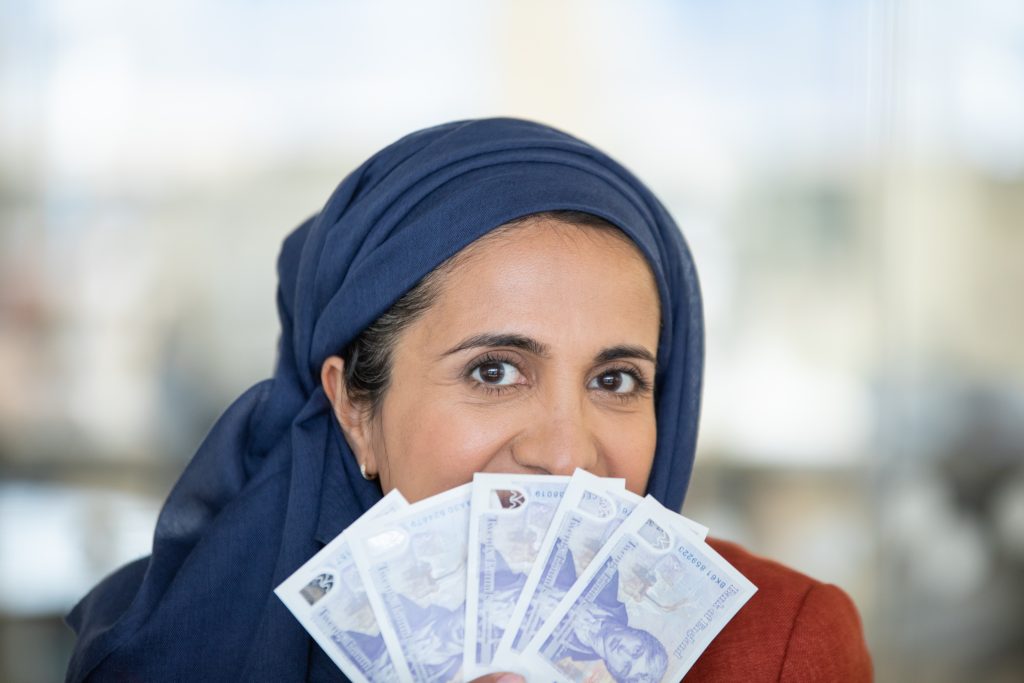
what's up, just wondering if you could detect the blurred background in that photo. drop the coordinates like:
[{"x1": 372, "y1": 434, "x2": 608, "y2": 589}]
[{"x1": 1, "y1": 0, "x2": 1022, "y2": 680}]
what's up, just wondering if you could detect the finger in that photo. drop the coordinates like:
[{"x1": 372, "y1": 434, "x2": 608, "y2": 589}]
[{"x1": 468, "y1": 673, "x2": 525, "y2": 683}]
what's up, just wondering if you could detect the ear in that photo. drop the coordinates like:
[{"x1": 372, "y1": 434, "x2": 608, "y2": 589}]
[{"x1": 321, "y1": 356, "x2": 380, "y2": 478}]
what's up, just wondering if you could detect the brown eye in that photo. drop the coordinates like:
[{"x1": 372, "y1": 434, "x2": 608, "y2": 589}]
[
  {"x1": 469, "y1": 361, "x2": 521, "y2": 386},
  {"x1": 589, "y1": 370, "x2": 638, "y2": 393}
]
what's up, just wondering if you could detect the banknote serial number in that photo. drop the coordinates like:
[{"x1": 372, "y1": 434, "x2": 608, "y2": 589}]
[
  {"x1": 677, "y1": 547, "x2": 730, "y2": 588},
  {"x1": 677, "y1": 547, "x2": 707, "y2": 573}
]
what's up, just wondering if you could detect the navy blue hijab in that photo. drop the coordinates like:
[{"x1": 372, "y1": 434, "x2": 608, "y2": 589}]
[{"x1": 65, "y1": 118, "x2": 704, "y2": 681}]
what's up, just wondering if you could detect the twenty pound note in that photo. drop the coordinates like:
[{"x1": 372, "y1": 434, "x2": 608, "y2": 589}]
[
  {"x1": 350, "y1": 484, "x2": 472, "y2": 683},
  {"x1": 494, "y1": 469, "x2": 626, "y2": 665},
  {"x1": 275, "y1": 489, "x2": 409, "y2": 683},
  {"x1": 519, "y1": 496, "x2": 756, "y2": 683},
  {"x1": 463, "y1": 473, "x2": 570, "y2": 678}
]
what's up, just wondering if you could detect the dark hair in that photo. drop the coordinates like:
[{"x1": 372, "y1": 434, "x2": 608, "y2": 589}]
[{"x1": 341, "y1": 210, "x2": 626, "y2": 415}]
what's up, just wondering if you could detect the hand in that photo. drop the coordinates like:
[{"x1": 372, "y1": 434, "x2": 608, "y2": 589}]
[{"x1": 469, "y1": 674, "x2": 525, "y2": 683}]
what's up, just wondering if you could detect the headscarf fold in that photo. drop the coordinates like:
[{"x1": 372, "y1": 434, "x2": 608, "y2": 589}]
[{"x1": 65, "y1": 118, "x2": 704, "y2": 682}]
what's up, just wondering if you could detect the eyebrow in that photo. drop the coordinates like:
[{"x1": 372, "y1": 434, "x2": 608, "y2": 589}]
[
  {"x1": 441, "y1": 334, "x2": 656, "y2": 365},
  {"x1": 594, "y1": 344, "x2": 657, "y2": 365},
  {"x1": 442, "y1": 333, "x2": 550, "y2": 358}
]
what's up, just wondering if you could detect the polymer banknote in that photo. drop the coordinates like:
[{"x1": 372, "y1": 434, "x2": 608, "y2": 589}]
[
  {"x1": 492, "y1": 469, "x2": 626, "y2": 666},
  {"x1": 274, "y1": 489, "x2": 408, "y2": 683},
  {"x1": 493, "y1": 469, "x2": 706, "y2": 668},
  {"x1": 519, "y1": 496, "x2": 756, "y2": 683},
  {"x1": 350, "y1": 483, "x2": 472, "y2": 683},
  {"x1": 279, "y1": 471, "x2": 753, "y2": 683},
  {"x1": 463, "y1": 473, "x2": 570, "y2": 678}
]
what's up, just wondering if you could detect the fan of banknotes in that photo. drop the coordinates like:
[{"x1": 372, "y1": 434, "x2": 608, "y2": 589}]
[{"x1": 276, "y1": 469, "x2": 756, "y2": 683}]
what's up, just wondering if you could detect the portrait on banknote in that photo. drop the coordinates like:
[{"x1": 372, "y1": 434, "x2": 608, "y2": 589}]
[{"x1": 543, "y1": 568, "x2": 669, "y2": 683}]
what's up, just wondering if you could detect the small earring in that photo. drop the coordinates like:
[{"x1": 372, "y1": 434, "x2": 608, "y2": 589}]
[{"x1": 359, "y1": 462, "x2": 377, "y2": 481}]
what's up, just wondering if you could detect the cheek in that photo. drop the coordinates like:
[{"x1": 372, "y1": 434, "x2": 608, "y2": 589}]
[
  {"x1": 603, "y1": 412, "x2": 657, "y2": 495},
  {"x1": 606, "y1": 650, "x2": 630, "y2": 676},
  {"x1": 374, "y1": 400, "x2": 520, "y2": 501}
]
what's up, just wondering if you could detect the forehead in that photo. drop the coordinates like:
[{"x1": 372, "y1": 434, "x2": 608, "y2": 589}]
[
  {"x1": 446, "y1": 217, "x2": 654, "y2": 284},
  {"x1": 456, "y1": 215, "x2": 643, "y2": 263},
  {"x1": 414, "y1": 219, "x2": 660, "y2": 348}
]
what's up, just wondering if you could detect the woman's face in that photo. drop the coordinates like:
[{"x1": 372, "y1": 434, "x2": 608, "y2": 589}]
[{"x1": 324, "y1": 218, "x2": 661, "y2": 503}]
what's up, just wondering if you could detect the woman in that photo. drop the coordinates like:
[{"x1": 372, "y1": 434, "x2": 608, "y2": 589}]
[{"x1": 65, "y1": 118, "x2": 871, "y2": 681}]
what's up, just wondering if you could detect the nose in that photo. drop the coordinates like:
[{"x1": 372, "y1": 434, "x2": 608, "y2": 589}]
[{"x1": 510, "y1": 397, "x2": 599, "y2": 476}]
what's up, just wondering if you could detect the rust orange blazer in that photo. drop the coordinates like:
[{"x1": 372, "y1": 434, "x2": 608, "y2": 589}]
[{"x1": 684, "y1": 539, "x2": 873, "y2": 682}]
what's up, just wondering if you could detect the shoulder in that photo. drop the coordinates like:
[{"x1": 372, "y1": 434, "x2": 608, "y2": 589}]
[
  {"x1": 65, "y1": 462, "x2": 296, "y2": 682},
  {"x1": 684, "y1": 538, "x2": 872, "y2": 682}
]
